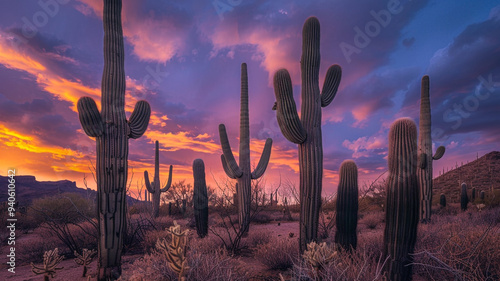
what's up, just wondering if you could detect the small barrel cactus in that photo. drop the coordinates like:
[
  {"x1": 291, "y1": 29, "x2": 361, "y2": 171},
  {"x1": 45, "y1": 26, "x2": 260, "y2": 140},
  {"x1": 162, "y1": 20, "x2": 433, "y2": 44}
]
[
  {"x1": 439, "y1": 194, "x2": 446, "y2": 208},
  {"x1": 480, "y1": 190, "x2": 485, "y2": 201},
  {"x1": 461, "y1": 183, "x2": 469, "y2": 211},
  {"x1": 383, "y1": 118, "x2": 419, "y2": 281},
  {"x1": 193, "y1": 159, "x2": 208, "y2": 238},
  {"x1": 335, "y1": 160, "x2": 358, "y2": 251}
]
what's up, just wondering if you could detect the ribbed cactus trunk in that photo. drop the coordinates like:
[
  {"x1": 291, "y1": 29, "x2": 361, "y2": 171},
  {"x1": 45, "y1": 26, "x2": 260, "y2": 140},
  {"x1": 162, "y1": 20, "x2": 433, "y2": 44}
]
[
  {"x1": 335, "y1": 160, "x2": 358, "y2": 251},
  {"x1": 193, "y1": 159, "x2": 208, "y2": 238},
  {"x1": 439, "y1": 194, "x2": 446, "y2": 208},
  {"x1": 383, "y1": 118, "x2": 419, "y2": 281},
  {"x1": 76, "y1": 1, "x2": 151, "y2": 279},
  {"x1": 461, "y1": 183, "x2": 469, "y2": 211},
  {"x1": 219, "y1": 63, "x2": 273, "y2": 234},
  {"x1": 417, "y1": 76, "x2": 445, "y2": 223},
  {"x1": 144, "y1": 140, "x2": 173, "y2": 218},
  {"x1": 273, "y1": 17, "x2": 342, "y2": 253}
]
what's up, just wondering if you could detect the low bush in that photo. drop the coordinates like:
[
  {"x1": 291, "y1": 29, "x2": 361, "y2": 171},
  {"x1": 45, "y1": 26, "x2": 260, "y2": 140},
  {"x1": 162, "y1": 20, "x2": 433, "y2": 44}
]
[{"x1": 254, "y1": 236, "x2": 298, "y2": 270}]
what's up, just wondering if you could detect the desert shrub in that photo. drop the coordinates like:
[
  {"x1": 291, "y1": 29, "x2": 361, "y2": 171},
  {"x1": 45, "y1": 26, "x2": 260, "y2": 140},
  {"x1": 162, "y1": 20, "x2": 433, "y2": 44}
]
[
  {"x1": 357, "y1": 231, "x2": 384, "y2": 261},
  {"x1": 142, "y1": 229, "x2": 169, "y2": 253},
  {"x1": 17, "y1": 230, "x2": 62, "y2": 265},
  {"x1": 287, "y1": 242, "x2": 387, "y2": 281},
  {"x1": 252, "y1": 212, "x2": 272, "y2": 224},
  {"x1": 189, "y1": 234, "x2": 225, "y2": 254},
  {"x1": 245, "y1": 229, "x2": 272, "y2": 248},
  {"x1": 359, "y1": 212, "x2": 384, "y2": 230},
  {"x1": 255, "y1": 236, "x2": 298, "y2": 270}
]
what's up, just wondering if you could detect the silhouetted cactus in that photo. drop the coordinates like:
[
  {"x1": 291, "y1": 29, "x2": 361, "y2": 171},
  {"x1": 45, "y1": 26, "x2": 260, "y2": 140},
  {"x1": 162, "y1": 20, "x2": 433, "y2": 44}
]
[
  {"x1": 439, "y1": 194, "x2": 446, "y2": 208},
  {"x1": 417, "y1": 76, "x2": 445, "y2": 223},
  {"x1": 471, "y1": 187, "x2": 476, "y2": 201},
  {"x1": 76, "y1": 1, "x2": 151, "y2": 279},
  {"x1": 461, "y1": 183, "x2": 469, "y2": 211},
  {"x1": 383, "y1": 118, "x2": 419, "y2": 281},
  {"x1": 31, "y1": 248, "x2": 64, "y2": 281},
  {"x1": 335, "y1": 160, "x2": 358, "y2": 251},
  {"x1": 219, "y1": 63, "x2": 273, "y2": 234},
  {"x1": 74, "y1": 248, "x2": 97, "y2": 277},
  {"x1": 272, "y1": 17, "x2": 342, "y2": 252},
  {"x1": 193, "y1": 159, "x2": 208, "y2": 238},
  {"x1": 480, "y1": 190, "x2": 485, "y2": 200},
  {"x1": 144, "y1": 140, "x2": 173, "y2": 218}
]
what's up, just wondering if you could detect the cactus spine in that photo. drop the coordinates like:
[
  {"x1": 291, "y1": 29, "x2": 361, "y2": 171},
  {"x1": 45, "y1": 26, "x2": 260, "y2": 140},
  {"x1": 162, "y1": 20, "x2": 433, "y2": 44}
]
[
  {"x1": 272, "y1": 17, "x2": 342, "y2": 252},
  {"x1": 439, "y1": 194, "x2": 446, "y2": 208},
  {"x1": 417, "y1": 76, "x2": 445, "y2": 223},
  {"x1": 76, "y1": 1, "x2": 150, "y2": 279},
  {"x1": 193, "y1": 159, "x2": 208, "y2": 238},
  {"x1": 383, "y1": 118, "x2": 419, "y2": 281},
  {"x1": 219, "y1": 63, "x2": 273, "y2": 234},
  {"x1": 335, "y1": 160, "x2": 358, "y2": 251},
  {"x1": 461, "y1": 182, "x2": 469, "y2": 211},
  {"x1": 144, "y1": 140, "x2": 173, "y2": 218}
]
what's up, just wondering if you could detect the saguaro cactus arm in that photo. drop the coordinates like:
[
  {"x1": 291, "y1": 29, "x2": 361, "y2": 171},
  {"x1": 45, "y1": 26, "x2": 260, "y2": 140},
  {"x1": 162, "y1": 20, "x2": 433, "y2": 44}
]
[
  {"x1": 160, "y1": 165, "x2": 173, "y2": 192},
  {"x1": 321, "y1": 65, "x2": 342, "y2": 107},
  {"x1": 251, "y1": 138, "x2": 273, "y2": 179},
  {"x1": 221, "y1": 155, "x2": 238, "y2": 179},
  {"x1": 433, "y1": 146, "x2": 445, "y2": 160},
  {"x1": 219, "y1": 124, "x2": 243, "y2": 178},
  {"x1": 273, "y1": 69, "x2": 307, "y2": 144},
  {"x1": 144, "y1": 170, "x2": 156, "y2": 194},
  {"x1": 77, "y1": 97, "x2": 103, "y2": 137},
  {"x1": 129, "y1": 100, "x2": 151, "y2": 139}
]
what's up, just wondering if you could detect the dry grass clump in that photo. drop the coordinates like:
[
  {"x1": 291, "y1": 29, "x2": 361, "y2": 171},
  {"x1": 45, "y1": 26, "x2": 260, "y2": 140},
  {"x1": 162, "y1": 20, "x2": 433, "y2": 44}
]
[
  {"x1": 255, "y1": 236, "x2": 298, "y2": 270},
  {"x1": 359, "y1": 212, "x2": 384, "y2": 230},
  {"x1": 244, "y1": 229, "x2": 273, "y2": 248}
]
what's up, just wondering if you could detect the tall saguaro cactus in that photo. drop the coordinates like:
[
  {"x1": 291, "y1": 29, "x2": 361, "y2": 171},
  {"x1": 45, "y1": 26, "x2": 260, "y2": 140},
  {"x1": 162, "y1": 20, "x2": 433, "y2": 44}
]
[
  {"x1": 384, "y1": 118, "x2": 419, "y2": 281},
  {"x1": 144, "y1": 140, "x2": 173, "y2": 218},
  {"x1": 272, "y1": 17, "x2": 342, "y2": 252},
  {"x1": 219, "y1": 63, "x2": 273, "y2": 234},
  {"x1": 417, "y1": 76, "x2": 445, "y2": 223},
  {"x1": 335, "y1": 160, "x2": 358, "y2": 251},
  {"x1": 76, "y1": 1, "x2": 151, "y2": 279},
  {"x1": 461, "y1": 182, "x2": 469, "y2": 211},
  {"x1": 193, "y1": 159, "x2": 208, "y2": 238}
]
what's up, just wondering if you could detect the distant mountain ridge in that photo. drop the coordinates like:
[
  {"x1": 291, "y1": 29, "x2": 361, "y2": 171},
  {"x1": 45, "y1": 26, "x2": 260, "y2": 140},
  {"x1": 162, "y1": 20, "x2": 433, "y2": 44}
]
[
  {"x1": 433, "y1": 151, "x2": 500, "y2": 201},
  {"x1": 0, "y1": 175, "x2": 138, "y2": 206}
]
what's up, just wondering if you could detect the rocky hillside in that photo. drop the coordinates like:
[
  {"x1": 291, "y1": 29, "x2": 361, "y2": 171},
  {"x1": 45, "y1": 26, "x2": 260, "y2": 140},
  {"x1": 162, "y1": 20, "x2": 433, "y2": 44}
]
[
  {"x1": 0, "y1": 175, "x2": 138, "y2": 206},
  {"x1": 433, "y1": 151, "x2": 500, "y2": 201}
]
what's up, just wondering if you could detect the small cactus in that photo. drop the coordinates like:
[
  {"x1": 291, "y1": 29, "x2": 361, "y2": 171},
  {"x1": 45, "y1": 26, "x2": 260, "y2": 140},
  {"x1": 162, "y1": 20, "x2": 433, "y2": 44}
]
[
  {"x1": 461, "y1": 183, "x2": 469, "y2": 211},
  {"x1": 74, "y1": 248, "x2": 97, "y2": 277},
  {"x1": 383, "y1": 118, "x2": 419, "y2": 281},
  {"x1": 471, "y1": 187, "x2": 476, "y2": 201},
  {"x1": 439, "y1": 194, "x2": 446, "y2": 208},
  {"x1": 31, "y1": 248, "x2": 64, "y2": 281},
  {"x1": 193, "y1": 159, "x2": 208, "y2": 238},
  {"x1": 303, "y1": 241, "x2": 338, "y2": 271},
  {"x1": 335, "y1": 160, "x2": 358, "y2": 251},
  {"x1": 156, "y1": 221, "x2": 190, "y2": 281},
  {"x1": 480, "y1": 190, "x2": 485, "y2": 200},
  {"x1": 144, "y1": 140, "x2": 173, "y2": 218}
]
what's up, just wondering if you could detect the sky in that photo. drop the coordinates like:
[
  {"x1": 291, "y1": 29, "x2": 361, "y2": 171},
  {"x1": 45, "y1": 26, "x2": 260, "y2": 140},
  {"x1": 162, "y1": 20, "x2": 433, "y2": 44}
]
[{"x1": 0, "y1": 0, "x2": 499, "y2": 199}]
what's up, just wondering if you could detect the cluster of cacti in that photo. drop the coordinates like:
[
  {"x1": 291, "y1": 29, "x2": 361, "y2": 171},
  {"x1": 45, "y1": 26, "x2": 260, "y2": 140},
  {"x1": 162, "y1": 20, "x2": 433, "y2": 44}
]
[
  {"x1": 272, "y1": 16, "x2": 342, "y2": 252},
  {"x1": 417, "y1": 76, "x2": 445, "y2": 223},
  {"x1": 302, "y1": 241, "x2": 338, "y2": 271},
  {"x1": 219, "y1": 63, "x2": 273, "y2": 234},
  {"x1": 193, "y1": 159, "x2": 208, "y2": 238},
  {"x1": 383, "y1": 118, "x2": 419, "y2": 281},
  {"x1": 74, "y1": 248, "x2": 97, "y2": 277},
  {"x1": 461, "y1": 182, "x2": 469, "y2": 211},
  {"x1": 335, "y1": 160, "x2": 359, "y2": 251},
  {"x1": 144, "y1": 140, "x2": 173, "y2": 218},
  {"x1": 439, "y1": 193, "x2": 446, "y2": 208},
  {"x1": 31, "y1": 248, "x2": 64, "y2": 281},
  {"x1": 76, "y1": 0, "x2": 151, "y2": 279},
  {"x1": 156, "y1": 221, "x2": 190, "y2": 281}
]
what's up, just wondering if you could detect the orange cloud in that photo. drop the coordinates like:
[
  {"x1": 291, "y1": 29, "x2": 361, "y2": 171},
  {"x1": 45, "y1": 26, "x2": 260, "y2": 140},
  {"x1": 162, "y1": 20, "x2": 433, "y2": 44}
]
[{"x1": 145, "y1": 130, "x2": 220, "y2": 154}]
